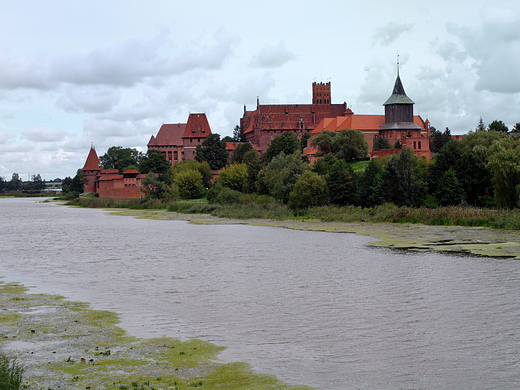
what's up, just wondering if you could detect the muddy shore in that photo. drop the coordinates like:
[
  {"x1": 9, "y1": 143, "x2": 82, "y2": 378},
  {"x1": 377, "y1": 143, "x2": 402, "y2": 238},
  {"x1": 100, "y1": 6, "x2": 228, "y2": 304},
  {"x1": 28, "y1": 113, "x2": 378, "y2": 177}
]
[
  {"x1": 107, "y1": 208, "x2": 520, "y2": 259},
  {"x1": 0, "y1": 282, "x2": 311, "y2": 389}
]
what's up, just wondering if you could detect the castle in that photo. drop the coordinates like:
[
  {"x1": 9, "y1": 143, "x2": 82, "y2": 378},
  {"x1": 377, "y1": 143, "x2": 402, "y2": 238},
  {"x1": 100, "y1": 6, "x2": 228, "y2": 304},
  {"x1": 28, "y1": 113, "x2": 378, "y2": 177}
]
[{"x1": 82, "y1": 72, "x2": 430, "y2": 198}]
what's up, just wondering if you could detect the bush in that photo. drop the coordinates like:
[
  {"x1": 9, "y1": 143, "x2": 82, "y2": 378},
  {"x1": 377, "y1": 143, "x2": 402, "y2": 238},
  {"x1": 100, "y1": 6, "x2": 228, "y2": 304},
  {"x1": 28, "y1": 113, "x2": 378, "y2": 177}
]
[
  {"x1": 288, "y1": 171, "x2": 329, "y2": 209},
  {"x1": 0, "y1": 353, "x2": 24, "y2": 390},
  {"x1": 171, "y1": 169, "x2": 205, "y2": 199},
  {"x1": 213, "y1": 188, "x2": 242, "y2": 205}
]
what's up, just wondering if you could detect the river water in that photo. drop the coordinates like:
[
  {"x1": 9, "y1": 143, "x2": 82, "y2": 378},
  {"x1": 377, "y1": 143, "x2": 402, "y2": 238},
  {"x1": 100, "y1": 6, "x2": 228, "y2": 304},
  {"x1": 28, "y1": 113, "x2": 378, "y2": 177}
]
[{"x1": 1, "y1": 198, "x2": 519, "y2": 389}]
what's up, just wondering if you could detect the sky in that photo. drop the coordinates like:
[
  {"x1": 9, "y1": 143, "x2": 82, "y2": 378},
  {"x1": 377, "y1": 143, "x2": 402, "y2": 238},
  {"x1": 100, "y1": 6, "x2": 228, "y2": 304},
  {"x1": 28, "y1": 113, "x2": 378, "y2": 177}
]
[{"x1": 1, "y1": 0, "x2": 519, "y2": 180}]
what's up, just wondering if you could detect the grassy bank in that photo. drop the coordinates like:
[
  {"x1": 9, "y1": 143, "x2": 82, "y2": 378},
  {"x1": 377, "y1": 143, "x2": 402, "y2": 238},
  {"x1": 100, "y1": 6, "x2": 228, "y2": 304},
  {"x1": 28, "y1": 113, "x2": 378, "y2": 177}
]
[
  {"x1": 0, "y1": 281, "x2": 311, "y2": 389},
  {"x1": 68, "y1": 197, "x2": 520, "y2": 230}
]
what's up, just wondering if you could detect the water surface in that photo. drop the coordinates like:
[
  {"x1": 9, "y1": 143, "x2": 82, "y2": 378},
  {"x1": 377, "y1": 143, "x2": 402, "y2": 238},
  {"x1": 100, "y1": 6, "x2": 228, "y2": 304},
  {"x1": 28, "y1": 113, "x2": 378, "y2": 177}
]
[{"x1": 1, "y1": 198, "x2": 519, "y2": 389}]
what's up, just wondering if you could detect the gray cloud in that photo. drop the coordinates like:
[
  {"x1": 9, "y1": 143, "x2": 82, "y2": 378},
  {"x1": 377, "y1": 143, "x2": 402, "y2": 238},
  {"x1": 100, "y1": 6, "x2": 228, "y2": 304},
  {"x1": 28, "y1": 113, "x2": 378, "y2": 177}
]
[
  {"x1": 21, "y1": 125, "x2": 68, "y2": 142},
  {"x1": 55, "y1": 86, "x2": 121, "y2": 113},
  {"x1": 250, "y1": 41, "x2": 296, "y2": 68},
  {"x1": 372, "y1": 22, "x2": 415, "y2": 46}
]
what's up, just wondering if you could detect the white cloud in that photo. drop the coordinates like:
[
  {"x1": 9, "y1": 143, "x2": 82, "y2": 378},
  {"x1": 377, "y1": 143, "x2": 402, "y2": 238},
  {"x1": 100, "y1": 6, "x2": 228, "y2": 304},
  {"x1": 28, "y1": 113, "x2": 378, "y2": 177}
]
[
  {"x1": 55, "y1": 86, "x2": 121, "y2": 113},
  {"x1": 250, "y1": 41, "x2": 295, "y2": 68},
  {"x1": 21, "y1": 124, "x2": 68, "y2": 142},
  {"x1": 372, "y1": 22, "x2": 415, "y2": 46}
]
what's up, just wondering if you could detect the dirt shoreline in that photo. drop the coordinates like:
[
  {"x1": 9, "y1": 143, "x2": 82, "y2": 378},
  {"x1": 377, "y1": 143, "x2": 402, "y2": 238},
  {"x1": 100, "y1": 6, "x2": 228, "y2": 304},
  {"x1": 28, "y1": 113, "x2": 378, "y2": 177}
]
[{"x1": 106, "y1": 208, "x2": 520, "y2": 259}]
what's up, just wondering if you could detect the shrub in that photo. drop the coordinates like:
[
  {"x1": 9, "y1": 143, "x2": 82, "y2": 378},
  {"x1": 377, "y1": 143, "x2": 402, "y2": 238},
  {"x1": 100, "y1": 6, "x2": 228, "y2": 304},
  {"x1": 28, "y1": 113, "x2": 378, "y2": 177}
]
[
  {"x1": 288, "y1": 171, "x2": 329, "y2": 209},
  {"x1": 0, "y1": 353, "x2": 24, "y2": 390},
  {"x1": 213, "y1": 188, "x2": 242, "y2": 205},
  {"x1": 172, "y1": 169, "x2": 205, "y2": 199},
  {"x1": 215, "y1": 164, "x2": 248, "y2": 192}
]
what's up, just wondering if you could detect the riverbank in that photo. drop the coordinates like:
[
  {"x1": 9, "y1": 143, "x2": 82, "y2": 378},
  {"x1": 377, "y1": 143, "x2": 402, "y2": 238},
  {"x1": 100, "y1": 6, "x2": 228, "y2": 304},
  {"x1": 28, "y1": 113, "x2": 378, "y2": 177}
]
[
  {"x1": 100, "y1": 207, "x2": 520, "y2": 260},
  {"x1": 0, "y1": 281, "x2": 312, "y2": 389}
]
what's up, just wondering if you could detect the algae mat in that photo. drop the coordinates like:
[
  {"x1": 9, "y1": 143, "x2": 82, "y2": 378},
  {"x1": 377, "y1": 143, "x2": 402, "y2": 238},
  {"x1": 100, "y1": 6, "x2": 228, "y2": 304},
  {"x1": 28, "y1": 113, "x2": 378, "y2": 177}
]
[
  {"x1": 108, "y1": 209, "x2": 520, "y2": 260},
  {"x1": 0, "y1": 282, "x2": 311, "y2": 390}
]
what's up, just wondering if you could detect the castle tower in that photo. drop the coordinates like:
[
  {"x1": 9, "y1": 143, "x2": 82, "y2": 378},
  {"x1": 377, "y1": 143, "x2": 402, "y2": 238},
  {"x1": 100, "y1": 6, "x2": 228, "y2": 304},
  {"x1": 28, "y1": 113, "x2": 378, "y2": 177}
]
[
  {"x1": 82, "y1": 146, "x2": 101, "y2": 194},
  {"x1": 379, "y1": 73, "x2": 421, "y2": 131},
  {"x1": 312, "y1": 82, "x2": 331, "y2": 105}
]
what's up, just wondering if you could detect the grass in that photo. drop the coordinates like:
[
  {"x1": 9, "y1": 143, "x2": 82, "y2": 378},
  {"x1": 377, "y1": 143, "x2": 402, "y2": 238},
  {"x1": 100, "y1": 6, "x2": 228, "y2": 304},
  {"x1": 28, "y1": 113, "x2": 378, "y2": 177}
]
[
  {"x1": 68, "y1": 197, "x2": 520, "y2": 230},
  {"x1": 0, "y1": 353, "x2": 24, "y2": 390}
]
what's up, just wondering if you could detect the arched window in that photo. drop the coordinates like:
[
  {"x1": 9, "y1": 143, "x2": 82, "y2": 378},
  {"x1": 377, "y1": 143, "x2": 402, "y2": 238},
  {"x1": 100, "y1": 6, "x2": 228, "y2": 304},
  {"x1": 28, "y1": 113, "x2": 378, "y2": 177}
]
[
  {"x1": 418, "y1": 141, "x2": 422, "y2": 150},
  {"x1": 413, "y1": 141, "x2": 417, "y2": 149}
]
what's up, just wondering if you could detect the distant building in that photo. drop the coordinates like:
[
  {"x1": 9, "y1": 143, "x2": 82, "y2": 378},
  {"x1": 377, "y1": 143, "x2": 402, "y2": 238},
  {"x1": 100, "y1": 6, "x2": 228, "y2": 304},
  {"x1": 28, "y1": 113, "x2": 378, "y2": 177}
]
[
  {"x1": 240, "y1": 82, "x2": 352, "y2": 154},
  {"x1": 304, "y1": 73, "x2": 431, "y2": 162},
  {"x1": 82, "y1": 147, "x2": 146, "y2": 198},
  {"x1": 147, "y1": 113, "x2": 212, "y2": 166}
]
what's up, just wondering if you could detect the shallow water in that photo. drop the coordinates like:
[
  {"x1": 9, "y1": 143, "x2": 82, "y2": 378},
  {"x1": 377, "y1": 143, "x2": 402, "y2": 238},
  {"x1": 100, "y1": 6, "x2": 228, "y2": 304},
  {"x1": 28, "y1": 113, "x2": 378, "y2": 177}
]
[{"x1": 1, "y1": 198, "x2": 519, "y2": 389}]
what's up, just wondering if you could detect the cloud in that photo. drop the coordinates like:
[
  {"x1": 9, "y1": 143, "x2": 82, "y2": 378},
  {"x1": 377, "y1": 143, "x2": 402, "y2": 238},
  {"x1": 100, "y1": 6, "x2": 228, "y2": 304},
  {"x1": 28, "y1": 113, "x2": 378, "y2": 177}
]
[
  {"x1": 447, "y1": 7, "x2": 520, "y2": 94},
  {"x1": 21, "y1": 124, "x2": 68, "y2": 142},
  {"x1": 0, "y1": 27, "x2": 239, "y2": 90},
  {"x1": 250, "y1": 41, "x2": 296, "y2": 68},
  {"x1": 55, "y1": 86, "x2": 121, "y2": 113},
  {"x1": 372, "y1": 22, "x2": 415, "y2": 46}
]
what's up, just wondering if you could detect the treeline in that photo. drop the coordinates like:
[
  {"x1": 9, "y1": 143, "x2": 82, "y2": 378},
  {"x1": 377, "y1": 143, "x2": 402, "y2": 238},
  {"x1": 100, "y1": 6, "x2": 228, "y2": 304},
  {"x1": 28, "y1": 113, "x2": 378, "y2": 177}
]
[
  {"x1": 65, "y1": 120, "x2": 520, "y2": 210},
  {"x1": 0, "y1": 173, "x2": 46, "y2": 192}
]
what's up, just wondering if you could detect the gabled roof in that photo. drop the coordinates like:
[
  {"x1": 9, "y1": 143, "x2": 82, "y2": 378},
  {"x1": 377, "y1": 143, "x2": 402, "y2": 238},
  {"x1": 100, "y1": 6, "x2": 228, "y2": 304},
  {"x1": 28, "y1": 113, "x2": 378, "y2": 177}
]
[
  {"x1": 149, "y1": 124, "x2": 186, "y2": 147},
  {"x1": 384, "y1": 75, "x2": 415, "y2": 105},
  {"x1": 183, "y1": 113, "x2": 212, "y2": 139},
  {"x1": 82, "y1": 147, "x2": 101, "y2": 171}
]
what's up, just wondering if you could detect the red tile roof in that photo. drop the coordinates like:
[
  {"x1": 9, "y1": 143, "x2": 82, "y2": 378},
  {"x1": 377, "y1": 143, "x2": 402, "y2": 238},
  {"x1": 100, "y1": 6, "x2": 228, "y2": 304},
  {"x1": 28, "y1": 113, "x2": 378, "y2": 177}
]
[
  {"x1": 148, "y1": 124, "x2": 186, "y2": 147},
  {"x1": 82, "y1": 147, "x2": 101, "y2": 171},
  {"x1": 183, "y1": 113, "x2": 212, "y2": 139}
]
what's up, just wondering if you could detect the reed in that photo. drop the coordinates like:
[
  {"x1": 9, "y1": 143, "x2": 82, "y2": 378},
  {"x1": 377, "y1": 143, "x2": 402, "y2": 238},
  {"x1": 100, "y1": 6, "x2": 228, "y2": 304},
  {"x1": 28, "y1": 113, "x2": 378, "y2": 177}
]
[
  {"x1": 69, "y1": 197, "x2": 520, "y2": 229},
  {"x1": 0, "y1": 353, "x2": 24, "y2": 390}
]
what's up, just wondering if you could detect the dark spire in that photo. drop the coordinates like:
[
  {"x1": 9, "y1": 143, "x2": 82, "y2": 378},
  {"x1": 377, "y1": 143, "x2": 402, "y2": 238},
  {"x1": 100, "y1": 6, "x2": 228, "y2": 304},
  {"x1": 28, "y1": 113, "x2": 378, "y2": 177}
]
[{"x1": 384, "y1": 74, "x2": 414, "y2": 105}]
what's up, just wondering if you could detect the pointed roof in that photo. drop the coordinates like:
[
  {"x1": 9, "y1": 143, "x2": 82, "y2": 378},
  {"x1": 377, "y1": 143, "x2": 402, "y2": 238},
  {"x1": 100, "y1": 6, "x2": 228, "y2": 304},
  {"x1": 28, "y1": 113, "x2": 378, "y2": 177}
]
[
  {"x1": 149, "y1": 124, "x2": 186, "y2": 146},
  {"x1": 383, "y1": 75, "x2": 415, "y2": 105},
  {"x1": 82, "y1": 147, "x2": 101, "y2": 171}
]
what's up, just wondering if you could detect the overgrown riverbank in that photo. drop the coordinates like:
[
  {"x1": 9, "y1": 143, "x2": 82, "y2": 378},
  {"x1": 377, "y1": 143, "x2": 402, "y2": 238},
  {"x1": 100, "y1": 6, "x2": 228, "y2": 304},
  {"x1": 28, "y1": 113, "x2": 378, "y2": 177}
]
[
  {"x1": 0, "y1": 281, "x2": 312, "y2": 390},
  {"x1": 63, "y1": 197, "x2": 520, "y2": 259},
  {"x1": 68, "y1": 197, "x2": 520, "y2": 230}
]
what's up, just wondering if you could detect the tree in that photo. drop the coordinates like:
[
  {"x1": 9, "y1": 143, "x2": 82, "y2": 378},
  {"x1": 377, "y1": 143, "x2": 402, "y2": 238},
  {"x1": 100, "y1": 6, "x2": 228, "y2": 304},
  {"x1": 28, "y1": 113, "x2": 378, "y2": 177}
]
[
  {"x1": 456, "y1": 152, "x2": 490, "y2": 206},
  {"x1": 171, "y1": 169, "x2": 205, "y2": 199},
  {"x1": 476, "y1": 117, "x2": 486, "y2": 132},
  {"x1": 6, "y1": 173, "x2": 23, "y2": 191},
  {"x1": 222, "y1": 136, "x2": 234, "y2": 142},
  {"x1": 100, "y1": 146, "x2": 143, "y2": 173},
  {"x1": 487, "y1": 120, "x2": 509, "y2": 133},
  {"x1": 513, "y1": 122, "x2": 520, "y2": 133},
  {"x1": 356, "y1": 159, "x2": 385, "y2": 208},
  {"x1": 0, "y1": 176, "x2": 5, "y2": 191},
  {"x1": 427, "y1": 140, "x2": 463, "y2": 194},
  {"x1": 233, "y1": 125, "x2": 246, "y2": 142},
  {"x1": 312, "y1": 129, "x2": 368, "y2": 161},
  {"x1": 257, "y1": 151, "x2": 308, "y2": 203},
  {"x1": 288, "y1": 171, "x2": 329, "y2": 209},
  {"x1": 242, "y1": 149, "x2": 261, "y2": 193},
  {"x1": 487, "y1": 137, "x2": 520, "y2": 208},
  {"x1": 435, "y1": 169, "x2": 466, "y2": 206},
  {"x1": 325, "y1": 158, "x2": 358, "y2": 206},
  {"x1": 429, "y1": 126, "x2": 452, "y2": 154},
  {"x1": 462, "y1": 130, "x2": 507, "y2": 162},
  {"x1": 168, "y1": 160, "x2": 212, "y2": 188},
  {"x1": 384, "y1": 148, "x2": 427, "y2": 207},
  {"x1": 30, "y1": 174, "x2": 46, "y2": 191},
  {"x1": 62, "y1": 169, "x2": 83, "y2": 195},
  {"x1": 373, "y1": 136, "x2": 392, "y2": 151},
  {"x1": 231, "y1": 142, "x2": 254, "y2": 164},
  {"x1": 195, "y1": 134, "x2": 229, "y2": 170},
  {"x1": 215, "y1": 163, "x2": 248, "y2": 192},
  {"x1": 140, "y1": 172, "x2": 166, "y2": 199},
  {"x1": 140, "y1": 149, "x2": 170, "y2": 176},
  {"x1": 300, "y1": 132, "x2": 312, "y2": 151},
  {"x1": 261, "y1": 132, "x2": 301, "y2": 165}
]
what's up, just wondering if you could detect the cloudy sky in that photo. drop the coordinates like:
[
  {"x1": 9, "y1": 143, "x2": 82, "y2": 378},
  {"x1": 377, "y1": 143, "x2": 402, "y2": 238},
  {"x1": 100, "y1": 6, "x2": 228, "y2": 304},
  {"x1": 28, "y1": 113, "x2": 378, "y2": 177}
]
[{"x1": 1, "y1": 0, "x2": 519, "y2": 180}]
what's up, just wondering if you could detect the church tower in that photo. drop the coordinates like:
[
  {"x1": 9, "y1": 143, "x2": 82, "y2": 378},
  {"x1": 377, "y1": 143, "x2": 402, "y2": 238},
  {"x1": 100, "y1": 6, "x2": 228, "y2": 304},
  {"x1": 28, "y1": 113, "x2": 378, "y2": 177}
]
[{"x1": 312, "y1": 82, "x2": 331, "y2": 105}]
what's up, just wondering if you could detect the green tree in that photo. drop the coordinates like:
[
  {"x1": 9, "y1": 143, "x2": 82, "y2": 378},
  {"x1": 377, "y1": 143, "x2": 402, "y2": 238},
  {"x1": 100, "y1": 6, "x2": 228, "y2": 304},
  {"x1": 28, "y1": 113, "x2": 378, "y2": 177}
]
[
  {"x1": 476, "y1": 117, "x2": 486, "y2": 132},
  {"x1": 140, "y1": 149, "x2": 170, "y2": 175},
  {"x1": 257, "y1": 151, "x2": 308, "y2": 203},
  {"x1": 171, "y1": 169, "x2": 205, "y2": 199},
  {"x1": 0, "y1": 176, "x2": 6, "y2": 191},
  {"x1": 427, "y1": 140, "x2": 463, "y2": 194},
  {"x1": 168, "y1": 160, "x2": 212, "y2": 188},
  {"x1": 487, "y1": 137, "x2": 520, "y2": 208},
  {"x1": 384, "y1": 148, "x2": 427, "y2": 207},
  {"x1": 261, "y1": 132, "x2": 301, "y2": 165},
  {"x1": 435, "y1": 168, "x2": 466, "y2": 206},
  {"x1": 215, "y1": 163, "x2": 248, "y2": 192},
  {"x1": 373, "y1": 136, "x2": 392, "y2": 151},
  {"x1": 231, "y1": 142, "x2": 254, "y2": 164},
  {"x1": 6, "y1": 173, "x2": 23, "y2": 191},
  {"x1": 325, "y1": 158, "x2": 358, "y2": 206},
  {"x1": 242, "y1": 149, "x2": 261, "y2": 193},
  {"x1": 233, "y1": 125, "x2": 246, "y2": 142},
  {"x1": 311, "y1": 129, "x2": 368, "y2": 161},
  {"x1": 140, "y1": 172, "x2": 166, "y2": 199},
  {"x1": 356, "y1": 159, "x2": 385, "y2": 208},
  {"x1": 100, "y1": 146, "x2": 143, "y2": 173},
  {"x1": 462, "y1": 130, "x2": 507, "y2": 162},
  {"x1": 487, "y1": 120, "x2": 509, "y2": 133},
  {"x1": 456, "y1": 152, "x2": 491, "y2": 206},
  {"x1": 288, "y1": 171, "x2": 329, "y2": 209},
  {"x1": 62, "y1": 169, "x2": 83, "y2": 196},
  {"x1": 429, "y1": 127, "x2": 452, "y2": 154},
  {"x1": 30, "y1": 174, "x2": 46, "y2": 191},
  {"x1": 195, "y1": 134, "x2": 229, "y2": 170},
  {"x1": 513, "y1": 122, "x2": 520, "y2": 133},
  {"x1": 300, "y1": 132, "x2": 312, "y2": 151}
]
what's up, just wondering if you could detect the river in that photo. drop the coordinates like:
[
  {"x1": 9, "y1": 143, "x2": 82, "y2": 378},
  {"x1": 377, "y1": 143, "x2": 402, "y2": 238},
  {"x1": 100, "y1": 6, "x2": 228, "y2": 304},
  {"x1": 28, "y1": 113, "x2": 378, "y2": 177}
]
[{"x1": 1, "y1": 198, "x2": 519, "y2": 389}]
